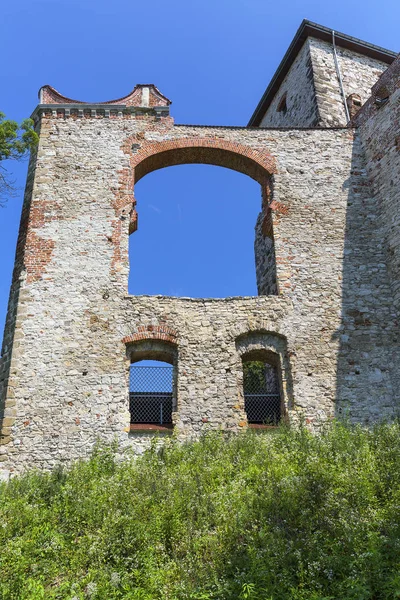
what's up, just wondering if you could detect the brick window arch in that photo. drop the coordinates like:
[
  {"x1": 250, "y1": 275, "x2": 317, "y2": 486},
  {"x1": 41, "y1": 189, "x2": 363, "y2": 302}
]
[{"x1": 125, "y1": 137, "x2": 277, "y2": 187}]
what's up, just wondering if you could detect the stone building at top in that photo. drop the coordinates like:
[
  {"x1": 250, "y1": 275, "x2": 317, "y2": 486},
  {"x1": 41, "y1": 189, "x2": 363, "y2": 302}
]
[{"x1": 1, "y1": 20, "x2": 400, "y2": 474}]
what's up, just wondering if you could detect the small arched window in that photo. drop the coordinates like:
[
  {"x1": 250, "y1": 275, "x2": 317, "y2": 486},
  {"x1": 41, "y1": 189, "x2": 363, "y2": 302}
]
[
  {"x1": 242, "y1": 351, "x2": 282, "y2": 426},
  {"x1": 374, "y1": 85, "x2": 390, "y2": 108},
  {"x1": 130, "y1": 360, "x2": 174, "y2": 429},
  {"x1": 277, "y1": 92, "x2": 288, "y2": 114},
  {"x1": 346, "y1": 93, "x2": 362, "y2": 119},
  {"x1": 126, "y1": 339, "x2": 177, "y2": 432}
]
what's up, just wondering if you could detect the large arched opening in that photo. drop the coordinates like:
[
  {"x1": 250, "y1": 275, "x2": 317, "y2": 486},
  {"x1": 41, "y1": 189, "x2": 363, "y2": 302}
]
[{"x1": 120, "y1": 137, "x2": 278, "y2": 297}]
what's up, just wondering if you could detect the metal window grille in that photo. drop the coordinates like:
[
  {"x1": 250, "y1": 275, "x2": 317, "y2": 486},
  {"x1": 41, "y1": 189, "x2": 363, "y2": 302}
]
[
  {"x1": 129, "y1": 365, "x2": 173, "y2": 425},
  {"x1": 243, "y1": 361, "x2": 281, "y2": 425}
]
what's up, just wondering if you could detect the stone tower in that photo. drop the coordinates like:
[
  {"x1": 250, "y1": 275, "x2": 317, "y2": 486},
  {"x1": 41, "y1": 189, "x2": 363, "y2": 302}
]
[{"x1": 1, "y1": 21, "x2": 400, "y2": 474}]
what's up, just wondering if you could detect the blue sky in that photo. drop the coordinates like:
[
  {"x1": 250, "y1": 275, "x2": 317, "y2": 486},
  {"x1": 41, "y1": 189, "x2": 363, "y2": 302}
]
[{"x1": 1, "y1": 0, "x2": 399, "y2": 339}]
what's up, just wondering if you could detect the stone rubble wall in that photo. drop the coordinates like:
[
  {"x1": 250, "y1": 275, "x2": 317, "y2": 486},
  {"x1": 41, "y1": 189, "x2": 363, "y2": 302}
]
[
  {"x1": 260, "y1": 40, "x2": 320, "y2": 128},
  {"x1": 309, "y1": 38, "x2": 389, "y2": 126},
  {"x1": 259, "y1": 38, "x2": 388, "y2": 128},
  {"x1": 254, "y1": 208, "x2": 278, "y2": 295},
  {"x1": 0, "y1": 114, "x2": 397, "y2": 474},
  {"x1": 0, "y1": 143, "x2": 40, "y2": 452},
  {"x1": 355, "y1": 55, "x2": 400, "y2": 401}
]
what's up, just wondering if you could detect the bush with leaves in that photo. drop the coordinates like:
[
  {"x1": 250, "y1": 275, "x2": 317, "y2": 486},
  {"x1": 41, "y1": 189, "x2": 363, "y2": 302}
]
[
  {"x1": 0, "y1": 112, "x2": 38, "y2": 205},
  {"x1": 1, "y1": 422, "x2": 400, "y2": 599}
]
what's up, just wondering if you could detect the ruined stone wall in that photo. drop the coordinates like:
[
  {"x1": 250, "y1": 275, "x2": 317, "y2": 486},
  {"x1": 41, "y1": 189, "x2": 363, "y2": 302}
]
[
  {"x1": 0, "y1": 113, "x2": 397, "y2": 475},
  {"x1": 354, "y1": 55, "x2": 400, "y2": 405},
  {"x1": 254, "y1": 186, "x2": 278, "y2": 295},
  {"x1": 309, "y1": 38, "x2": 388, "y2": 126},
  {"x1": 254, "y1": 210, "x2": 277, "y2": 295},
  {"x1": 0, "y1": 144, "x2": 39, "y2": 450},
  {"x1": 335, "y1": 130, "x2": 396, "y2": 421},
  {"x1": 260, "y1": 40, "x2": 320, "y2": 127}
]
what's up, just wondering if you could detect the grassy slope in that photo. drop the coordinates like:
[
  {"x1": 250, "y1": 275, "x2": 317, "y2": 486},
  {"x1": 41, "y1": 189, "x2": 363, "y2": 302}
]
[{"x1": 1, "y1": 423, "x2": 400, "y2": 600}]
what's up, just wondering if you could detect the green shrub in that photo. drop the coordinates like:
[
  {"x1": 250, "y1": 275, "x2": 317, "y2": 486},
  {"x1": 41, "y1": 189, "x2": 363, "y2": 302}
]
[{"x1": 1, "y1": 422, "x2": 400, "y2": 599}]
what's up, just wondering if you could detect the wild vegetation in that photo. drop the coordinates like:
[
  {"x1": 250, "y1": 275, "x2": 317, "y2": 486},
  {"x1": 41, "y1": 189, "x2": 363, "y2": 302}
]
[
  {"x1": 1, "y1": 422, "x2": 400, "y2": 600},
  {"x1": 0, "y1": 112, "x2": 38, "y2": 205}
]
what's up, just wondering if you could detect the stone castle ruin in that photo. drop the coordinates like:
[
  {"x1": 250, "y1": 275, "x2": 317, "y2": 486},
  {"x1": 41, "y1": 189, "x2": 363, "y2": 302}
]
[{"x1": 1, "y1": 20, "x2": 400, "y2": 474}]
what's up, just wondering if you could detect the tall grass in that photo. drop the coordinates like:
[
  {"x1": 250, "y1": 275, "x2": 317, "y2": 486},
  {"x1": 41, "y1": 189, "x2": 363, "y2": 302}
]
[{"x1": 1, "y1": 422, "x2": 400, "y2": 599}]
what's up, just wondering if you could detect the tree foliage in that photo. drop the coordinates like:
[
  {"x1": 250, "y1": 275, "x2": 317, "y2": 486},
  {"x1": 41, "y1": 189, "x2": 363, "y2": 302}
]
[
  {"x1": 0, "y1": 112, "x2": 38, "y2": 205},
  {"x1": 243, "y1": 360, "x2": 268, "y2": 393},
  {"x1": 1, "y1": 422, "x2": 400, "y2": 599}
]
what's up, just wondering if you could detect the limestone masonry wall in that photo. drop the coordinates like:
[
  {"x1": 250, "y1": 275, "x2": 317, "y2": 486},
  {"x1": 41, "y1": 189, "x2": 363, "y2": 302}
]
[
  {"x1": 309, "y1": 38, "x2": 389, "y2": 126},
  {"x1": 1, "y1": 104, "x2": 398, "y2": 474},
  {"x1": 260, "y1": 38, "x2": 388, "y2": 128},
  {"x1": 260, "y1": 40, "x2": 320, "y2": 127},
  {"x1": 355, "y1": 55, "x2": 400, "y2": 400}
]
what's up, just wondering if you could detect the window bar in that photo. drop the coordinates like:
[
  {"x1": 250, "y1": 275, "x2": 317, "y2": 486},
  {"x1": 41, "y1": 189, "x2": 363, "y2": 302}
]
[{"x1": 129, "y1": 365, "x2": 173, "y2": 425}]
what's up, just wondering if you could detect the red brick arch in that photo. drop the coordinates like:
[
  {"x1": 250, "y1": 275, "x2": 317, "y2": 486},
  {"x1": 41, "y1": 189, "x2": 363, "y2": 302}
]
[
  {"x1": 123, "y1": 325, "x2": 178, "y2": 366},
  {"x1": 111, "y1": 135, "x2": 277, "y2": 278},
  {"x1": 125, "y1": 136, "x2": 277, "y2": 187},
  {"x1": 122, "y1": 325, "x2": 178, "y2": 345}
]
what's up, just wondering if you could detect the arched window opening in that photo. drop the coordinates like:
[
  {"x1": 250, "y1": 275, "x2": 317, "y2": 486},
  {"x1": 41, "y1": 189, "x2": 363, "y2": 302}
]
[
  {"x1": 242, "y1": 355, "x2": 281, "y2": 426},
  {"x1": 277, "y1": 92, "x2": 288, "y2": 114},
  {"x1": 130, "y1": 360, "x2": 173, "y2": 429},
  {"x1": 374, "y1": 85, "x2": 390, "y2": 108},
  {"x1": 346, "y1": 93, "x2": 362, "y2": 119},
  {"x1": 127, "y1": 340, "x2": 177, "y2": 432},
  {"x1": 128, "y1": 164, "x2": 277, "y2": 298}
]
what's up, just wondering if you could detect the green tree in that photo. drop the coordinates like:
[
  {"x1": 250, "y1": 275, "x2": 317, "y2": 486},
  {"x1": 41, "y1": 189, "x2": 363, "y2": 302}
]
[
  {"x1": 243, "y1": 360, "x2": 267, "y2": 393},
  {"x1": 0, "y1": 112, "x2": 38, "y2": 206}
]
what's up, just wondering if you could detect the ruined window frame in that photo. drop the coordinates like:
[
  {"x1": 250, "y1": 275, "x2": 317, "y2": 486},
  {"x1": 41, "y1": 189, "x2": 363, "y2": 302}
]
[
  {"x1": 126, "y1": 339, "x2": 178, "y2": 433},
  {"x1": 241, "y1": 351, "x2": 283, "y2": 428}
]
